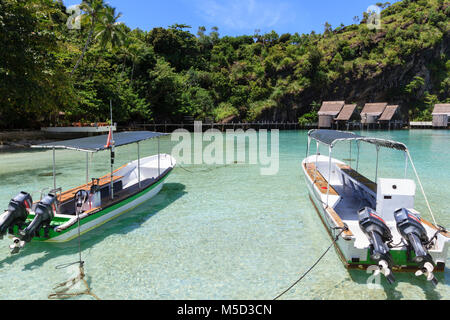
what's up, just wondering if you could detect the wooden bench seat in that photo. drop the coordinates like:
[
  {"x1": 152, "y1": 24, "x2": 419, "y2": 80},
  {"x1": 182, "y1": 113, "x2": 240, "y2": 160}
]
[
  {"x1": 336, "y1": 164, "x2": 377, "y2": 194},
  {"x1": 304, "y1": 163, "x2": 338, "y2": 196}
]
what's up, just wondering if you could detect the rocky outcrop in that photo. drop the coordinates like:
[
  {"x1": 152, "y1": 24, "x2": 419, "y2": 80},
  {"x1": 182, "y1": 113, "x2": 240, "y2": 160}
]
[{"x1": 260, "y1": 33, "x2": 449, "y2": 122}]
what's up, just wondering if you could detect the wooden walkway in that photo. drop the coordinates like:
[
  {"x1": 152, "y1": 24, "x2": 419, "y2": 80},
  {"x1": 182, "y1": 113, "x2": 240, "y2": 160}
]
[{"x1": 129, "y1": 122, "x2": 317, "y2": 132}]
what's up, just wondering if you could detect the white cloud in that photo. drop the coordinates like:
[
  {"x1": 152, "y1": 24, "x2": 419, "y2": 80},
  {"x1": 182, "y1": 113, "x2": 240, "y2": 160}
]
[{"x1": 192, "y1": 0, "x2": 296, "y2": 32}]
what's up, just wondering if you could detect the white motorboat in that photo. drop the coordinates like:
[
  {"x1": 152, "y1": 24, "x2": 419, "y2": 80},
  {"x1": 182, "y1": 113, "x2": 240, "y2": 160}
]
[{"x1": 302, "y1": 129, "x2": 449, "y2": 285}]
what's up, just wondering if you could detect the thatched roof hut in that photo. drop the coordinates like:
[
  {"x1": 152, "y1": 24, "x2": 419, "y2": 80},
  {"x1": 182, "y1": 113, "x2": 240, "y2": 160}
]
[
  {"x1": 318, "y1": 101, "x2": 345, "y2": 128},
  {"x1": 361, "y1": 103, "x2": 388, "y2": 124},
  {"x1": 432, "y1": 104, "x2": 450, "y2": 115},
  {"x1": 335, "y1": 104, "x2": 357, "y2": 121},
  {"x1": 432, "y1": 104, "x2": 450, "y2": 128},
  {"x1": 379, "y1": 105, "x2": 399, "y2": 121}
]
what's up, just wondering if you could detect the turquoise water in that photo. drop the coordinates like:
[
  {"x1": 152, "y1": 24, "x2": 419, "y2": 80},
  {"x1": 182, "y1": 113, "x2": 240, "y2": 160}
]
[{"x1": 0, "y1": 130, "x2": 448, "y2": 300}]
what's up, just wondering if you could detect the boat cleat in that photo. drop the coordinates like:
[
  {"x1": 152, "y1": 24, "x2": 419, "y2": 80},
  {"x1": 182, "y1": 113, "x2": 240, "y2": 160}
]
[
  {"x1": 9, "y1": 237, "x2": 26, "y2": 254},
  {"x1": 415, "y1": 262, "x2": 438, "y2": 286}
]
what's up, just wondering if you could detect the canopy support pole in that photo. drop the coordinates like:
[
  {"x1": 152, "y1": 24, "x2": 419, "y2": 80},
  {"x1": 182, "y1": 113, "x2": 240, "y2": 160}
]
[
  {"x1": 326, "y1": 146, "x2": 332, "y2": 207},
  {"x1": 349, "y1": 141, "x2": 352, "y2": 168},
  {"x1": 52, "y1": 148, "x2": 56, "y2": 190},
  {"x1": 404, "y1": 151, "x2": 408, "y2": 178},
  {"x1": 109, "y1": 100, "x2": 114, "y2": 200},
  {"x1": 137, "y1": 142, "x2": 141, "y2": 189},
  {"x1": 375, "y1": 145, "x2": 380, "y2": 183},
  {"x1": 306, "y1": 137, "x2": 311, "y2": 158},
  {"x1": 86, "y1": 152, "x2": 89, "y2": 186},
  {"x1": 158, "y1": 136, "x2": 161, "y2": 176},
  {"x1": 356, "y1": 141, "x2": 360, "y2": 172},
  {"x1": 314, "y1": 142, "x2": 319, "y2": 182},
  {"x1": 110, "y1": 148, "x2": 114, "y2": 200}
]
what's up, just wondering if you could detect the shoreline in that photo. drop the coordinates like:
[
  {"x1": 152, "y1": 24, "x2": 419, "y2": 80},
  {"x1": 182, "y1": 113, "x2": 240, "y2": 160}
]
[
  {"x1": 0, "y1": 126, "x2": 444, "y2": 152},
  {"x1": 0, "y1": 130, "x2": 50, "y2": 151}
]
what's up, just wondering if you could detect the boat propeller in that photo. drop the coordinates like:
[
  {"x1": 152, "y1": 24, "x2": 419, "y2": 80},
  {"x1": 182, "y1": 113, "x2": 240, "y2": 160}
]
[
  {"x1": 394, "y1": 208, "x2": 438, "y2": 286},
  {"x1": 415, "y1": 262, "x2": 437, "y2": 285},
  {"x1": 9, "y1": 237, "x2": 26, "y2": 255},
  {"x1": 372, "y1": 260, "x2": 395, "y2": 283},
  {"x1": 358, "y1": 207, "x2": 396, "y2": 284}
]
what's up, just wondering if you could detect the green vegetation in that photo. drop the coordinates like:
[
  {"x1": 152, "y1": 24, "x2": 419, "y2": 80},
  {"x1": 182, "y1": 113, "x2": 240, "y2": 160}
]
[{"x1": 0, "y1": 0, "x2": 449, "y2": 129}]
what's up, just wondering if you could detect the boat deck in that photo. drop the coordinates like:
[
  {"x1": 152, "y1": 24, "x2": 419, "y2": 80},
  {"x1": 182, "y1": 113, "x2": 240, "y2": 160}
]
[
  {"x1": 304, "y1": 162, "x2": 353, "y2": 238},
  {"x1": 304, "y1": 163, "x2": 338, "y2": 196},
  {"x1": 58, "y1": 164, "x2": 128, "y2": 203},
  {"x1": 59, "y1": 175, "x2": 123, "y2": 203}
]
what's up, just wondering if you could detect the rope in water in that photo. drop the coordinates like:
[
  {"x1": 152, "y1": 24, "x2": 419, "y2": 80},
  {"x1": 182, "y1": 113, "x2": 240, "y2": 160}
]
[
  {"x1": 178, "y1": 163, "x2": 241, "y2": 174},
  {"x1": 48, "y1": 262, "x2": 100, "y2": 300},
  {"x1": 48, "y1": 195, "x2": 100, "y2": 300},
  {"x1": 273, "y1": 226, "x2": 348, "y2": 300}
]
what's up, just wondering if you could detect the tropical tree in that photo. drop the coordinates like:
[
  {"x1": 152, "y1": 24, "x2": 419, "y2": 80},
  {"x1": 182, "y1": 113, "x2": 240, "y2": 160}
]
[
  {"x1": 94, "y1": 6, "x2": 126, "y2": 51},
  {"x1": 70, "y1": 0, "x2": 106, "y2": 76},
  {"x1": 90, "y1": 5, "x2": 126, "y2": 74}
]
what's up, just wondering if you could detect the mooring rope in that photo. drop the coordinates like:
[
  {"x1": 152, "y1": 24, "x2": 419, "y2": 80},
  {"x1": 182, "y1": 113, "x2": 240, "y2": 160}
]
[
  {"x1": 178, "y1": 162, "x2": 242, "y2": 174},
  {"x1": 48, "y1": 196, "x2": 100, "y2": 300},
  {"x1": 273, "y1": 226, "x2": 348, "y2": 300},
  {"x1": 48, "y1": 262, "x2": 100, "y2": 300},
  {"x1": 406, "y1": 150, "x2": 438, "y2": 227}
]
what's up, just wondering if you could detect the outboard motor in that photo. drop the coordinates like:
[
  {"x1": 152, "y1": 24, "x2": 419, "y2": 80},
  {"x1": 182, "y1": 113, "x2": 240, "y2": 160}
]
[
  {"x1": 0, "y1": 192, "x2": 32, "y2": 239},
  {"x1": 358, "y1": 207, "x2": 396, "y2": 284},
  {"x1": 394, "y1": 208, "x2": 438, "y2": 286},
  {"x1": 10, "y1": 194, "x2": 57, "y2": 254}
]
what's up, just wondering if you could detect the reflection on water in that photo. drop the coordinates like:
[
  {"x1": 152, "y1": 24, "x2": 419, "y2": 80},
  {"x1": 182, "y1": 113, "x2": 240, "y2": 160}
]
[{"x1": 0, "y1": 130, "x2": 448, "y2": 300}]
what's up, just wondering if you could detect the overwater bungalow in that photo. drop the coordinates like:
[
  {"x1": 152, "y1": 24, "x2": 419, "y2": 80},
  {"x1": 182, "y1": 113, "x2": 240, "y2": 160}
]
[
  {"x1": 360, "y1": 102, "x2": 388, "y2": 128},
  {"x1": 318, "y1": 101, "x2": 345, "y2": 128},
  {"x1": 432, "y1": 104, "x2": 450, "y2": 128},
  {"x1": 378, "y1": 105, "x2": 402, "y2": 129},
  {"x1": 334, "y1": 104, "x2": 358, "y2": 130}
]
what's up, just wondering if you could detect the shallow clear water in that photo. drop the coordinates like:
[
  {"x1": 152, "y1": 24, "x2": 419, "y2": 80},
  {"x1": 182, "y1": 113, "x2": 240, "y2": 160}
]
[{"x1": 0, "y1": 130, "x2": 448, "y2": 300}]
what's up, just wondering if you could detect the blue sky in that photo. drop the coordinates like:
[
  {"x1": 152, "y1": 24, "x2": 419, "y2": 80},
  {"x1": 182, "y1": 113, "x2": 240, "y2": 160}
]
[{"x1": 62, "y1": 0, "x2": 399, "y2": 36}]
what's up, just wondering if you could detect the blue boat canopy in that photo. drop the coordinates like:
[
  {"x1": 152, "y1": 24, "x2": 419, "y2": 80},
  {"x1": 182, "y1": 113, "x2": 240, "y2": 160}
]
[
  {"x1": 32, "y1": 131, "x2": 168, "y2": 153},
  {"x1": 308, "y1": 129, "x2": 407, "y2": 151}
]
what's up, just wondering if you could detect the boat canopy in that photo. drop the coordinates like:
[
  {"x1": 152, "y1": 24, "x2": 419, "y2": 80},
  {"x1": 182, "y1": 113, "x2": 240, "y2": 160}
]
[
  {"x1": 308, "y1": 129, "x2": 407, "y2": 151},
  {"x1": 32, "y1": 131, "x2": 168, "y2": 153}
]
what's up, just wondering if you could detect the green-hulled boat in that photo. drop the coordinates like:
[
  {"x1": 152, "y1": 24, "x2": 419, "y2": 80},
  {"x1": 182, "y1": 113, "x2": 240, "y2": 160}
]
[{"x1": 0, "y1": 131, "x2": 176, "y2": 253}]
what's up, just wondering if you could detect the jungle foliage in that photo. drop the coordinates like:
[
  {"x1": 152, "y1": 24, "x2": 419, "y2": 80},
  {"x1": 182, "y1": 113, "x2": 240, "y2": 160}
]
[{"x1": 0, "y1": 0, "x2": 449, "y2": 129}]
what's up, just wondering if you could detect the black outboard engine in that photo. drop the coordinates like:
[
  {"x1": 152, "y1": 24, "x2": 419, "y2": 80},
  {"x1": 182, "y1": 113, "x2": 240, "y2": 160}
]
[
  {"x1": 18, "y1": 194, "x2": 56, "y2": 244},
  {"x1": 0, "y1": 192, "x2": 32, "y2": 239},
  {"x1": 358, "y1": 207, "x2": 396, "y2": 284},
  {"x1": 394, "y1": 208, "x2": 438, "y2": 286}
]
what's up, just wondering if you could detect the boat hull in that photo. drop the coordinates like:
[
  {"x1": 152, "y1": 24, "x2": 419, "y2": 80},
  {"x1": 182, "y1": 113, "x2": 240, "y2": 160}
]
[{"x1": 46, "y1": 174, "x2": 168, "y2": 243}]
